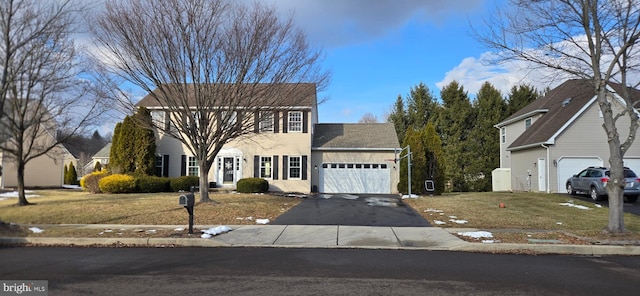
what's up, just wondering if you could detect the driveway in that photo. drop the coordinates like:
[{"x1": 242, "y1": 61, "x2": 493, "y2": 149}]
[
  {"x1": 271, "y1": 194, "x2": 431, "y2": 227},
  {"x1": 559, "y1": 193, "x2": 640, "y2": 216}
]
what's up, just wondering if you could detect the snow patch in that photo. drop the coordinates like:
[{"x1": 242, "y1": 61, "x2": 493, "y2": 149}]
[
  {"x1": 174, "y1": 227, "x2": 185, "y2": 232},
  {"x1": 433, "y1": 220, "x2": 446, "y2": 225},
  {"x1": 0, "y1": 190, "x2": 40, "y2": 200},
  {"x1": 449, "y1": 219, "x2": 468, "y2": 224},
  {"x1": 401, "y1": 194, "x2": 419, "y2": 199},
  {"x1": 458, "y1": 231, "x2": 493, "y2": 239},
  {"x1": 28, "y1": 227, "x2": 44, "y2": 233},
  {"x1": 200, "y1": 226, "x2": 232, "y2": 238},
  {"x1": 559, "y1": 202, "x2": 591, "y2": 210},
  {"x1": 424, "y1": 208, "x2": 444, "y2": 213},
  {"x1": 256, "y1": 219, "x2": 270, "y2": 225}
]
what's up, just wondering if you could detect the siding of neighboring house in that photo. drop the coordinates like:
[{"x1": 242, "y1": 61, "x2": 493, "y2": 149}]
[
  {"x1": 509, "y1": 148, "x2": 546, "y2": 192},
  {"x1": 499, "y1": 112, "x2": 546, "y2": 168},
  {"x1": 1, "y1": 145, "x2": 76, "y2": 188}
]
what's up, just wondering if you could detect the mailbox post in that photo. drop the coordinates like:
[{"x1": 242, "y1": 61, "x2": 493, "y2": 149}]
[{"x1": 178, "y1": 193, "x2": 195, "y2": 234}]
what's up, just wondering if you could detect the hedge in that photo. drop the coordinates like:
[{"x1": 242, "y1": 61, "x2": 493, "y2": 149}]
[
  {"x1": 136, "y1": 175, "x2": 171, "y2": 193},
  {"x1": 236, "y1": 178, "x2": 269, "y2": 193},
  {"x1": 99, "y1": 174, "x2": 138, "y2": 193},
  {"x1": 170, "y1": 176, "x2": 200, "y2": 192},
  {"x1": 80, "y1": 170, "x2": 110, "y2": 193}
]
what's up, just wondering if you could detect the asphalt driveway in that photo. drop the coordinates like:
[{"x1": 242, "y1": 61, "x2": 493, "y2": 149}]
[
  {"x1": 560, "y1": 193, "x2": 640, "y2": 216},
  {"x1": 271, "y1": 194, "x2": 431, "y2": 227}
]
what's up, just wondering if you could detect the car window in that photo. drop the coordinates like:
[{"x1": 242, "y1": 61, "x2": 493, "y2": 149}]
[
  {"x1": 590, "y1": 170, "x2": 602, "y2": 177},
  {"x1": 624, "y1": 169, "x2": 637, "y2": 178},
  {"x1": 578, "y1": 170, "x2": 589, "y2": 177}
]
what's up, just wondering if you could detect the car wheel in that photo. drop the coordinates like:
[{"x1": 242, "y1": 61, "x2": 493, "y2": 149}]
[
  {"x1": 624, "y1": 196, "x2": 638, "y2": 203},
  {"x1": 590, "y1": 187, "x2": 601, "y2": 201},
  {"x1": 566, "y1": 183, "x2": 576, "y2": 195}
]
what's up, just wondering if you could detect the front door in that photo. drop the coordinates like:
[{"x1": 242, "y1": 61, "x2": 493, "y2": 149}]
[
  {"x1": 223, "y1": 157, "x2": 235, "y2": 184},
  {"x1": 538, "y1": 158, "x2": 546, "y2": 192}
]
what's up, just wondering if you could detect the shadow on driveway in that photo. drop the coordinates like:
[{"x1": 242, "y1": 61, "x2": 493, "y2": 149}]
[
  {"x1": 558, "y1": 193, "x2": 640, "y2": 216},
  {"x1": 271, "y1": 194, "x2": 431, "y2": 227}
]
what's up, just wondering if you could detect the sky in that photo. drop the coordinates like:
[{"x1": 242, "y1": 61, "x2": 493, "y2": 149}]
[
  {"x1": 258, "y1": 0, "x2": 529, "y2": 123},
  {"x1": 81, "y1": 0, "x2": 565, "y2": 131}
]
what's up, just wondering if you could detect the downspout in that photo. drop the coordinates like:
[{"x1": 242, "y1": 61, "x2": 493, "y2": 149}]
[{"x1": 541, "y1": 144, "x2": 550, "y2": 193}]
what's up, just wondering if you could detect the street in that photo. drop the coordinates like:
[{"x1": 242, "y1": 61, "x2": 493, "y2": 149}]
[{"x1": 2, "y1": 247, "x2": 639, "y2": 295}]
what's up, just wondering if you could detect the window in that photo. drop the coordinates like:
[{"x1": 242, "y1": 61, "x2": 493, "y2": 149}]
[
  {"x1": 288, "y1": 111, "x2": 302, "y2": 132},
  {"x1": 259, "y1": 111, "x2": 274, "y2": 132},
  {"x1": 501, "y1": 127, "x2": 506, "y2": 143},
  {"x1": 155, "y1": 156, "x2": 163, "y2": 177},
  {"x1": 151, "y1": 111, "x2": 165, "y2": 129},
  {"x1": 525, "y1": 118, "x2": 532, "y2": 130},
  {"x1": 187, "y1": 156, "x2": 199, "y2": 176},
  {"x1": 221, "y1": 111, "x2": 237, "y2": 129},
  {"x1": 289, "y1": 156, "x2": 301, "y2": 179},
  {"x1": 260, "y1": 156, "x2": 272, "y2": 178}
]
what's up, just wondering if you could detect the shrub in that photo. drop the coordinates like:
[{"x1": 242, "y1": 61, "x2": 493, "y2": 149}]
[
  {"x1": 94, "y1": 161, "x2": 102, "y2": 172},
  {"x1": 99, "y1": 174, "x2": 138, "y2": 193},
  {"x1": 170, "y1": 176, "x2": 199, "y2": 192},
  {"x1": 80, "y1": 170, "x2": 109, "y2": 193},
  {"x1": 136, "y1": 175, "x2": 170, "y2": 193},
  {"x1": 236, "y1": 178, "x2": 269, "y2": 193}
]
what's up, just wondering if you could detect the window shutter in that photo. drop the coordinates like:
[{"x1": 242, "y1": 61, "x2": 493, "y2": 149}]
[
  {"x1": 180, "y1": 155, "x2": 186, "y2": 176},
  {"x1": 163, "y1": 155, "x2": 170, "y2": 177},
  {"x1": 282, "y1": 155, "x2": 288, "y2": 180},
  {"x1": 273, "y1": 111, "x2": 279, "y2": 133},
  {"x1": 273, "y1": 155, "x2": 279, "y2": 180},
  {"x1": 254, "y1": 111, "x2": 260, "y2": 133},
  {"x1": 302, "y1": 155, "x2": 308, "y2": 180},
  {"x1": 164, "y1": 112, "x2": 170, "y2": 131},
  {"x1": 283, "y1": 113, "x2": 288, "y2": 133},
  {"x1": 303, "y1": 111, "x2": 309, "y2": 133},
  {"x1": 236, "y1": 111, "x2": 243, "y2": 130},
  {"x1": 254, "y1": 156, "x2": 260, "y2": 178}
]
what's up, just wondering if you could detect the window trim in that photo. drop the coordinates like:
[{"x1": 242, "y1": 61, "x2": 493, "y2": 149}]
[
  {"x1": 260, "y1": 156, "x2": 273, "y2": 179},
  {"x1": 187, "y1": 156, "x2": 199, "y2": 176},
  {"x1": 288, "y1": 156, "x2": 302, "y2": 180},
  {"x1": 524, "y1": 117, "x2": 532, "y2": 130},
  {"x1": 288, "y1": 111, "x2": 303, "y2": 133},
  {"x1": 500, "y1": 127, "x2": 506, "y2": 144},
  {"x1": 259, "y1": 111, "x2": 274, "y2": 132}
]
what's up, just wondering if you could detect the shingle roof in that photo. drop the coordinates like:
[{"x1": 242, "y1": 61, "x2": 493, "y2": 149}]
[
  {"x1": 136, "y1": 83, "x2": 317, "y2": 108},
  {"x1": 312, "y1": 123, "x2": 400, "y2": 149},
  {"x1": 498, "y1": 79, "x2": 640, "y2": 150},
  {"x1": 92, "y1": 143, "x2": 111, "y2": 159}
]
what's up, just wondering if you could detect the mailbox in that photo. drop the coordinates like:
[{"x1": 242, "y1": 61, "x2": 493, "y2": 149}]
[{"x1": 178, "y1": 193, "x2": 195, "y2": 207}]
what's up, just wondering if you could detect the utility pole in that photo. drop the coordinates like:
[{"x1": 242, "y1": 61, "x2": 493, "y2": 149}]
[{"x1": 396, "y1": 145, "x2": 412, "y2": 198}]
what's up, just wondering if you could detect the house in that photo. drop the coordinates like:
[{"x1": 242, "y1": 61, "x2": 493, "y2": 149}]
[
  {"x1": 0, "y1": 134, "x2": 77, "y2": 189},
  {"x1": 493, "y1": 79, "x2": 640, "y2": 193},
  {"x1": 137, "y1": 83, "x2": 400, "y2": 194},
  {"x1": 84, "y1": 143, "x2": 111, "y2": 174}
]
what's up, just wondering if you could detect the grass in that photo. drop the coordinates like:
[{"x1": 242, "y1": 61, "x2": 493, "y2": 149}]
[{"x1": 404, "y1": 192, "x2": 640, "y2": 244}]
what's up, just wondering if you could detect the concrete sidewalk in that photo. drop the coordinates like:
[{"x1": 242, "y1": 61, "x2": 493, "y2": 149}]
[{"x1": 2, "y1": 224, "x2": 640, "y2": 256}]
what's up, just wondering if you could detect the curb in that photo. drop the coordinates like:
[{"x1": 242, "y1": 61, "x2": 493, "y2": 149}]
[{"x1": 0, "y1": 237, "x2": 229, "y2": 248}]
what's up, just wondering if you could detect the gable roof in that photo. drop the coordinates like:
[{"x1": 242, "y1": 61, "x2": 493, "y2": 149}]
[
  {"x1": 497, "y1": 79, "x2": 640, "y2": 151},
  {"x1": 136, "y1": 83, "x2": 317, "y2": 108},
  {"x1": 92, "y1": 143, "x2": 112, "y2": 159},
  {"x1": 312, "y1": 123, "x2": 400, "y2": 150}
]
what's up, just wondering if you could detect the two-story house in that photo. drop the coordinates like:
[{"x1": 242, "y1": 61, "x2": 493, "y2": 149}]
[
  {"x1": 137, "y1": 83, "x2": 400, "y2": 194},
  {"x1": 494, "y1": 79, "x2": 640, "y2": 194}
]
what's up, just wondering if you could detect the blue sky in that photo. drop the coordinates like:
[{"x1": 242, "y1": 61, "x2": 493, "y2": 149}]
[{"x1": 263, "y1": 0, "x2": 506, "y2": 123}]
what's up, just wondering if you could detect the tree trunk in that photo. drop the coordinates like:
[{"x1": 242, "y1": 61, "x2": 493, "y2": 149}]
[
  {"x1": 198, "y1": 159, "x2": 212, "y2": 202},
  {"x1": 17, "y1": 160, "x2": 30, "y2": 206},
  {"x1": 600, "y1": 89, "x2": 626, "y2": 233}
]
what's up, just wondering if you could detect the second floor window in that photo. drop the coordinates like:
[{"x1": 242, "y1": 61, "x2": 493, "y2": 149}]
[
  {"x1": 525, "y1": 118, "x2": 532, "y2": 130},
  {"x1": 288, "y1": 111, "x2": 302, "y2": 132},
  {"x1": 501, "y1": 127, "x2": 506, "y2": 144},
  {"x1": 260, "y1": 111, "x2": 274, "y2": 132}
]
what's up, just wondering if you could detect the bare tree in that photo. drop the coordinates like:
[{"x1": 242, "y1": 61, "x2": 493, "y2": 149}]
[
  {"x1": 476, "y1": 0, "x2": 640, "y2": 233},
  {"x1": 91, "y1": 0, "x2": 328, "y2": 202},
  {"x1": 358, "y1": 112, "x2": 379, "y2": 123},
  {"x1": 0, "y1": 0, "x2": 106, "y2": 206}
]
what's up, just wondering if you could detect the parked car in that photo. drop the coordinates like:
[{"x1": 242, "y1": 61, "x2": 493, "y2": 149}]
[{"x1": 566, "y1": 166, "x2": 640, "y2": 202}]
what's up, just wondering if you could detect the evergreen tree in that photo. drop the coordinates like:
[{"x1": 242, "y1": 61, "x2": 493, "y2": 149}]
[
  {"x1": 468, "y1": 82, "x2": 506, "y2": 191},
  {"x1": 387, "y1": 95, "x2": 408, "y2": 144},
  {"x1": 398, "y1": 127, "x2": 427, "y2": 195},
  {"x1": 133, "y1": 107, "x2": 156, "y2": 175},
  {"x1": 423, "y1": 122, "x2": 445, "y2": 195},
  {"x1": 109, "y1": 122, "x2": 123, "y2": 174},
  {"x1": 407, "y1": 82, "x2": 438, "y2": 129},
  {"x1": 437, "y1": 81, "x2": 474, "y2": 192},
  {"x1": 506, "y1": 84, "x2": 539, "y2": 117},
  {"x1": 68, "y1": 162, "x2": 78, "y2": 185},
  {"x1": 109, "y1": 108, "x2": 157, "y2": 175},
  {"x1": 63, "y1": 164, "x2": 69, "y2": 184}
]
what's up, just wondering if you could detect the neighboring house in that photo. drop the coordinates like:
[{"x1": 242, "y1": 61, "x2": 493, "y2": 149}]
[
  {"x1": 311, "y1": 123, "x2": 400, "y2": 194},
  {"x1": 84, "y1": 143, "x2": 111, "y2": 174},
  {"x1": 0, "y1": 134, "x2": 77, "y2": 189},
  {"x1": 493, "y1": 79, "x2": 640, "y2": 193},
  {"x1": 137, "y1": 83, "x2": 400, "y2": 194}
]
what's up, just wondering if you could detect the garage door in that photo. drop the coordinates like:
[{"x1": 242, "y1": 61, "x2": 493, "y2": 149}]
[
  {"x1": 319, "y1": 163, "x2": 391, "y2": 194},
  {"x1": 556, "y1": 157, "x2": 603, "y2": 193},
  {"x1": 623, "y1": 158, "x2": 640, "y2": 175}
]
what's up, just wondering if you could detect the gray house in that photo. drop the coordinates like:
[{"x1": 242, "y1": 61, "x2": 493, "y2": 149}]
[{"x1": 494, "y1": 79, "x2": 640, "y2": 193}]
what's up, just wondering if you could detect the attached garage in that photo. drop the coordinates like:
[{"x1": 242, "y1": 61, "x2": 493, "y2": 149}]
[
  {"x1": 311, "y1": 123, "x2": 400, "y2": 194},
  {"x1": 556, "y1": 157, "x2": 603, "y2": 193},
  {"x1": 319, "y1": 162, "x2": 391, "y2": 194}
]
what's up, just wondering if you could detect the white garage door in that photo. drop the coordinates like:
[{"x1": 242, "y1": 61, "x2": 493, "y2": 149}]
[
  {"x1": 556, "y1": 157, "x2": 603, "y2": 193},
  {"x1": 623, "y1": 158, "x2": 640, "y2": 175},
  {"x1": 319, "y1": 163, "x2": 391, "y2": 194}
]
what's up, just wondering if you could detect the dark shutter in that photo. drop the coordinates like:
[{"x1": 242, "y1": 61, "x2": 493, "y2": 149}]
[
  {"x1": 254, "y1": 111, "x2": 260, "y2": 133},
  {"x1": 282, "y1": 155, "x2": 288, "y2": 180},
  {"x1": 302, "y1": 111, "x2": 309, "y2": 133},
  {"x1": 164, "y1": 112, "x2": 170, "y2": 131},
  {"x1": 254, "y1": 155, "x2": 260, "y2": 178},
  {"x1": 180, "y1": 155, "x2": 186, "y2": 176},
  {"x1": 273, "y1": 111, "x2": 279, "y2": 133},
  {"x1": 283, "y1": 112, "x2": 288, "y2": 133},
  {"x1": 163, "y1": 155, "x2": 170, "y2": 177},
  {"x1": 236, "y1": 111, "x2": 243, "y2": 130},
  {"x1": 273, "y1": 155, "x2": 279, "y2": 180},
  {"x1": 302, "y1": 155, "x2": 308, "y2": 180}
]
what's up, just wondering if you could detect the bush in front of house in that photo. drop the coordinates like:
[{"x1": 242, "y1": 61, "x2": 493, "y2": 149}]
[
  {"x1": 99, "y1": 174, "x2": 138, "y2": 193},
  {"x1": 136, "y1": 175, "x2": 170, "y2": 193},
  {"x1": 236, "y1": 178, "x2": 269, "y2": 193},
  {"x1": 80, "y1": 170, "x2": 110, "y2": 193},
  {"x1": 170, "y1": 176, "x2": 199, "y2": 192}
]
